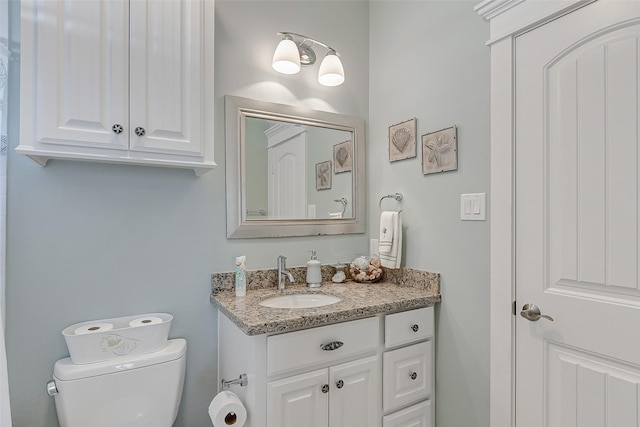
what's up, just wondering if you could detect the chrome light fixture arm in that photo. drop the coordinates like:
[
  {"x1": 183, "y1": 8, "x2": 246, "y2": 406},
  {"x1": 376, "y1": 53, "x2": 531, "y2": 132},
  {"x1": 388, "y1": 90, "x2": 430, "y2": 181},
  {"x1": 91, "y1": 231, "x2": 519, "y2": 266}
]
[{"x1": 277, "y1": 31, "x2": 341, "y2": 61}]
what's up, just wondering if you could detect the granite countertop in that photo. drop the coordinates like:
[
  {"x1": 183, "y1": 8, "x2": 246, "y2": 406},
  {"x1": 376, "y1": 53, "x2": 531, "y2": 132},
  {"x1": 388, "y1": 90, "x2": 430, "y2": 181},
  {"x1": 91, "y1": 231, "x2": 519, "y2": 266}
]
[{"x1": 211, "y1": 268, "x2": 441, "y2": 336}]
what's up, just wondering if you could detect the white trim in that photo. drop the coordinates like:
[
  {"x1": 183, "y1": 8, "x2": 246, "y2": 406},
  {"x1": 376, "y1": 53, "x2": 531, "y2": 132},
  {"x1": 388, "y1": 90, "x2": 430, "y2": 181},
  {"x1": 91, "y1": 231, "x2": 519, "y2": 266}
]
[
  {"x1": 478, "y1": 1, "x2": 598, "y2": 426},
  {"x1": 489, "y1": 36, "x2": 516, "y2": 427},
  {"x1": 477, "y1": 0, "x2": 595, "y2": 45}
]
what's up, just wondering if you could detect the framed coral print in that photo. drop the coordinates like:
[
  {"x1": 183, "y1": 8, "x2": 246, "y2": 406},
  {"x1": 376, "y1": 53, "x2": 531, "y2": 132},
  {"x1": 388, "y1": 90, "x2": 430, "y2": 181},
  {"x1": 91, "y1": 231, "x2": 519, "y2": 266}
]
[
  {"x1": 389, "y1": 118, "x2": 417, "y2": 162},
  {"x1": 422, "y1": 125, "x2": 458, "y2": 174},
  {"x1": 316, "y1": 160, "x2": 332, "y2": 190}
]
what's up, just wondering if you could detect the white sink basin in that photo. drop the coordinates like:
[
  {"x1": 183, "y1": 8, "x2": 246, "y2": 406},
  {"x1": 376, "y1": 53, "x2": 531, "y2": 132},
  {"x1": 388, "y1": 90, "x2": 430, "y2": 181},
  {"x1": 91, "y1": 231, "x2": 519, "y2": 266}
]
[{"x1": 259, "y1": 294, "x2": 341, "y2": 309}]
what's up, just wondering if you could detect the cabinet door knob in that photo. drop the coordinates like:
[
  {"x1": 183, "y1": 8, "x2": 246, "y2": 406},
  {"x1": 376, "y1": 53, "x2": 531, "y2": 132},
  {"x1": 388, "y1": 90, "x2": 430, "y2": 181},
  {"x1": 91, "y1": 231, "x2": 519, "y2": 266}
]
[
  {"x1": 409, "y1": 371, "x2": 418, "y2": 380},
  {"x1": 320, "y1": 341, "x2": 344, "y2": 351},
  {"x1": 335, "y1": 380, "x2": 344, "y2": 389},
  {"x1": 135, "y1": 126, "x2": 146, "y2": 137},
  {"x1": 321, "y1": 384, "x2": 329, "y2": 393},
  {"x1": 411, "y1": 324, "x2": 419, "y2": 332},
  {"x1": 112, "y1": 124, "x2": 124, "y2": 134}
]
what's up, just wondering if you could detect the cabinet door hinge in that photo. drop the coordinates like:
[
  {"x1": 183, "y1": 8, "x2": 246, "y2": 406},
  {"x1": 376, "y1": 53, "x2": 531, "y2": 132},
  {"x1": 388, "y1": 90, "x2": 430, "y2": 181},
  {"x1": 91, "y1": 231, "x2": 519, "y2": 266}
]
[{"x1": 512, "y1": 300, "x2": 516, "y2": 315}]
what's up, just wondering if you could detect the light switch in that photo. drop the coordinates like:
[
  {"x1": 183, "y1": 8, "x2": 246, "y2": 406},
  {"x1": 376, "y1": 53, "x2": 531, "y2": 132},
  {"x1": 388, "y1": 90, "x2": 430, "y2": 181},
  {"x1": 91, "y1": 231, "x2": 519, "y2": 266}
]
[
  {"x1": 464, "y1": 199, "x2": 472, "y2": 215},
  {"x1": 473, "y1": 199, "x2": 481, "y2": 214},
  {"x1": 461, "y1": 193, "x2": 486, "y2": 221}
]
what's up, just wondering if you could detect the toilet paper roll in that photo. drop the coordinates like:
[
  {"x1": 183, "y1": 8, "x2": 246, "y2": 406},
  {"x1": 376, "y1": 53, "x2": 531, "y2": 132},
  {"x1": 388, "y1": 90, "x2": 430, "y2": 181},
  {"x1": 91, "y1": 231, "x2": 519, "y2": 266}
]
[
  {"x1": 129, "y1": 316, "x2": 163, "y2": 328},
  {"x1": 208, "y1": 391, "x2": 247, "y2": 427},
  {"x1": 73, "y1": 323, "x2": 114, "y2": 335}
]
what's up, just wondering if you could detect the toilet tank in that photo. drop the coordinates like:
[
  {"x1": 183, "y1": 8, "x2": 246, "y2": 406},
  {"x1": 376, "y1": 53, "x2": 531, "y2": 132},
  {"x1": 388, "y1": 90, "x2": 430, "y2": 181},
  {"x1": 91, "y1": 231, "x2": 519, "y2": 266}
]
[{"x1": 51, "y1": 338, "x2": 187, "y2": 427}]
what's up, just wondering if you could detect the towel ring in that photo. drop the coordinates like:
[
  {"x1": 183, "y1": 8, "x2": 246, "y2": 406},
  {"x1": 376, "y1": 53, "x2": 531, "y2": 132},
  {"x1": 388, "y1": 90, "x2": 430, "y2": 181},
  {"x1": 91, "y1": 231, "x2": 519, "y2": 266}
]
[{"x1": 379, "y1": 193, "x2": 403, "y2": 213}]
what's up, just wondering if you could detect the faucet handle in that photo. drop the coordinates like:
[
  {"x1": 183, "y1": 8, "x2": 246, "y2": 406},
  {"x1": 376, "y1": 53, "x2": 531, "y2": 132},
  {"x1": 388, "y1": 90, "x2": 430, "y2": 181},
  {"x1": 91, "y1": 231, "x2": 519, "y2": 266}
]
[{"x1": 277, "y1": 255, "x2": 287, "y2": 267}]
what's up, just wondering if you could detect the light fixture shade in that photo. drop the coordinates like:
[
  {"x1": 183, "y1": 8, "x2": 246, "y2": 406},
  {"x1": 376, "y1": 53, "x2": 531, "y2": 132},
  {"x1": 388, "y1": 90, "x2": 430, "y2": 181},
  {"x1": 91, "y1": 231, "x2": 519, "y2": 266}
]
[
  {"x1": 318, "y1": 51, "x2": 345, "y2": 86},
  {"x1": 272, "y1": 38, "x2": 301, "y2": 75}
]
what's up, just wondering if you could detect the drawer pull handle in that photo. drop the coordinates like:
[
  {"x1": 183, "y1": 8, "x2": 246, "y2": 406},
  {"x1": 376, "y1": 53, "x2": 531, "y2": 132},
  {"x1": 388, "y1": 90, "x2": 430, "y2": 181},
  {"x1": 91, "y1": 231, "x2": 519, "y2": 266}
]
[
  {"x1": 321, "y1": 384, "x2": 329, "y2": 393},
  {"x1": 320, "y1": 341, "x2": 344, "y2": 351},
  {"x1": 336, "y1": 380, "x2": 344, "y2": 389},
  {"x1": 409, "y1": 371, "x2": 418, "y2": 380},
  {"x1": 411, "y1": 324, "x2": 419, "y2": 333}
]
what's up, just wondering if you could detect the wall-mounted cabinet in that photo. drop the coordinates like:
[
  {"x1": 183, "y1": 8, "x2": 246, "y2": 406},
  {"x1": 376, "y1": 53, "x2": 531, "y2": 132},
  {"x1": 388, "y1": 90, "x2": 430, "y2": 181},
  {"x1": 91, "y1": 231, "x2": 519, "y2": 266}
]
[{"x1": 18, "y1": 0, "x2": 215, "y2": 176}]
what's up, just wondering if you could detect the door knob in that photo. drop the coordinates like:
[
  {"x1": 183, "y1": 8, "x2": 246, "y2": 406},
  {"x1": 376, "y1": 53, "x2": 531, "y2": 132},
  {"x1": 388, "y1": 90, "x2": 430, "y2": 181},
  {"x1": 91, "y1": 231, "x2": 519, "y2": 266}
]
[
  {"x1": 134, "y1": 126, "x2": 146, "y2": 137},
  {"x1": 520, "y1": 303, "x2": 554, "y2": 322}
]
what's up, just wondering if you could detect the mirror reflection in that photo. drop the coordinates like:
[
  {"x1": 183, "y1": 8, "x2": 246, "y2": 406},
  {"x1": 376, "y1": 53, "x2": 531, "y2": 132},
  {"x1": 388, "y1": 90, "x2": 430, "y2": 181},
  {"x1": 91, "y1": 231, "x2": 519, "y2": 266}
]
[
  {"x1": 244, "y1": 117, "x2": 354, "y2": 220},
  {"x1": 225, "y1": 95, "x2": 366, "y2": 238}
]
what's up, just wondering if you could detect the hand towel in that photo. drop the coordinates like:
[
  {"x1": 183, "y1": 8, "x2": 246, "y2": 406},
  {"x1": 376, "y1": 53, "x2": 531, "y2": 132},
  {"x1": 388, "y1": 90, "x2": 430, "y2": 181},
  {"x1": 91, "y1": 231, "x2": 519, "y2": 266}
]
[
  {"x1": 379, "y1": 211, "x2": 402, "y2": 269},
  {"x1": 378, "y1": 211, "x2": 395, "y2": 255}
]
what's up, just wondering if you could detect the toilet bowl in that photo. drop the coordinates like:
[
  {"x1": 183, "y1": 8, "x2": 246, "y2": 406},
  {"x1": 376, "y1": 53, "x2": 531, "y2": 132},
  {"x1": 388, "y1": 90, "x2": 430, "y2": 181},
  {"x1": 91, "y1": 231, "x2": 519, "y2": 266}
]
[{"x1": 47, "y1": 338, "x2": 187, "y2": 427}]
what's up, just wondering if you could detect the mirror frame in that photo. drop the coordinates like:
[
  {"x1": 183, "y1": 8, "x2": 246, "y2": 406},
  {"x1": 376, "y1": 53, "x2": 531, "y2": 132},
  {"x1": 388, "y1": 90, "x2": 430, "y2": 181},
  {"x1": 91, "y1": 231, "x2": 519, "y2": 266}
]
[{"x1": 225, "y1": 95, "x2": 366, "y2": 238}]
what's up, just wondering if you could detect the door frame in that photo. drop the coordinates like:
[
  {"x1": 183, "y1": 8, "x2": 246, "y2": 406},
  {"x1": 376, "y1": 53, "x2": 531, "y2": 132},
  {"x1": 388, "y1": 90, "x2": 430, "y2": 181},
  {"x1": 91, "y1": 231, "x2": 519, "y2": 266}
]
[{"x1": 475, "y1": 1, "x2": 597, "y2": 426}]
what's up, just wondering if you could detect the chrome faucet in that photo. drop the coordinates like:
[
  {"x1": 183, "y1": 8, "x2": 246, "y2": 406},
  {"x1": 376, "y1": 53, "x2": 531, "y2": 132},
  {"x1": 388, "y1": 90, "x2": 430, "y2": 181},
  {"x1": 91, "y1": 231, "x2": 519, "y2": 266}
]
[{"x1": 277, "y1": 255, "x2": 295, "y2": 292}]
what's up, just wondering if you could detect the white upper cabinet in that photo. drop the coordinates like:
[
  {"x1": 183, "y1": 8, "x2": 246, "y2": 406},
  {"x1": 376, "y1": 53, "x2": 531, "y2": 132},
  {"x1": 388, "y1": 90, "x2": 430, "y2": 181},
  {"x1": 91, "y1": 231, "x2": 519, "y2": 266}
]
[{"x1": 18, "y1": 0, "x2": 215, "y2": 176}]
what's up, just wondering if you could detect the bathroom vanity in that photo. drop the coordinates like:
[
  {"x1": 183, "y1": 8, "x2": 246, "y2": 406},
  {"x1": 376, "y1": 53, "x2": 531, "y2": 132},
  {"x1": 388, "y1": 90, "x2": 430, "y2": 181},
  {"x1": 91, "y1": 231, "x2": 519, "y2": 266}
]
[{"x1": 212, "y1": 274, "x2": 440, "y2": 427}]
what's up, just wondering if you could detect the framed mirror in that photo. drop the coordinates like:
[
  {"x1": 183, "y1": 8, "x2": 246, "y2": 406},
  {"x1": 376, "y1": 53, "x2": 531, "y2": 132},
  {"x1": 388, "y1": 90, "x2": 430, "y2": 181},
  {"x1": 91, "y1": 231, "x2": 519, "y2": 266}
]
[{"x1": 225, "y1": 95, "x2": 366, "y2": 238}]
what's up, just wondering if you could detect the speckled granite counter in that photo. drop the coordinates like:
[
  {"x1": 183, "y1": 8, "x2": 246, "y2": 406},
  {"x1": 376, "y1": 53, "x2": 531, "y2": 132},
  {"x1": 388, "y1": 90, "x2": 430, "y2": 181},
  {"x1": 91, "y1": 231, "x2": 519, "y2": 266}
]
[{"x1": 211, "y1": 267, "x2": 441, "y2": 336}]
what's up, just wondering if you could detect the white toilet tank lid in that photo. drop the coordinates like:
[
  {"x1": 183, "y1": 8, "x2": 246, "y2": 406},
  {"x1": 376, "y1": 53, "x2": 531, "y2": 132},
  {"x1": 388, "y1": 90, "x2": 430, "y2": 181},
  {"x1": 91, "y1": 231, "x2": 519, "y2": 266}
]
[{"x1": 54, "y1": 338, "x2": 186, "y2": 381}]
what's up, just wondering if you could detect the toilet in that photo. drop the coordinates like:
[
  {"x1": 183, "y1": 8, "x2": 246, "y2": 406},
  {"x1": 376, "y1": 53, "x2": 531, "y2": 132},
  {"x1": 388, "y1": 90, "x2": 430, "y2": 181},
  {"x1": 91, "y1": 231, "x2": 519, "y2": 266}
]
[{"x1": 47, "y1": 338, "x2": 187, "y2": 427}]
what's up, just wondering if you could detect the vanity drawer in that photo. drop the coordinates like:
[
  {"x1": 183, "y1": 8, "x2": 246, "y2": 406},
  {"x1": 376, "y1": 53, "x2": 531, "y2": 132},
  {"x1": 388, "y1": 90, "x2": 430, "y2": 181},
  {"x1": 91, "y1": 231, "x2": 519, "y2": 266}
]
[
  {"x1": 267, "y1": 317, "x2": 379, "y2": 377},
  {"x1": 383, "y1": 341, "x2": 432, "y2": 412},
  {"x1": 383, "y1": 400, "x2": 432, "y2": 427},
  {"x1": 385, "y1": 306, "x2": 433, "y2": 349}
]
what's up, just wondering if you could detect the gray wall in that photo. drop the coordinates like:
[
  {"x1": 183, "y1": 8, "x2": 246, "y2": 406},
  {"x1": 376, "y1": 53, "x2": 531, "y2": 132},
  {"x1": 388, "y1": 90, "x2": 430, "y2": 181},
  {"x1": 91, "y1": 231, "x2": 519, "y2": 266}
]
[
  {"x1": 369, "y1": 2, "x2": 490, "y2": 426},
  {"x1": 5, "y1": 1, "x2": 369, "y2": 426},
  {"x1": 6, "y1": 1, "x2": 490, "y2": 427}
]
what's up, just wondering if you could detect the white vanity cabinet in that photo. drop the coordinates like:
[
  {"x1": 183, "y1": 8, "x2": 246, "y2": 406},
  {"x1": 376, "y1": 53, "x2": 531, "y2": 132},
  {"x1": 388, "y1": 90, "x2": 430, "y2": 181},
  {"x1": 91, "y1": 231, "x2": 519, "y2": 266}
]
[
  {"x1": 18, "y1": 0, "x2": 215, "y2": 175},
  {"x1": 217, "y1": 305, "x2": 435, "y2": 427}
]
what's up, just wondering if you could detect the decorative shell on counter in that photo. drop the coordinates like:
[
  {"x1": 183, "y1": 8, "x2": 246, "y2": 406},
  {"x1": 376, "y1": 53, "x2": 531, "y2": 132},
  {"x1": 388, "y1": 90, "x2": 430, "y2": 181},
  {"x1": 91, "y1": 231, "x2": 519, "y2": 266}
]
[{"x1": 349, "y1": 256, "x2": 383, "y2": 283}]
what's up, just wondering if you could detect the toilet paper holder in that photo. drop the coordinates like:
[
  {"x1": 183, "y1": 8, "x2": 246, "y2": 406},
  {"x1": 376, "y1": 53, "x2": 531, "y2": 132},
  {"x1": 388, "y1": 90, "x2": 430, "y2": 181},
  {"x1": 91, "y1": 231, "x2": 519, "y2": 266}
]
[{"x1": 221, "y1": 373, "x2": 248, "y2": 390}]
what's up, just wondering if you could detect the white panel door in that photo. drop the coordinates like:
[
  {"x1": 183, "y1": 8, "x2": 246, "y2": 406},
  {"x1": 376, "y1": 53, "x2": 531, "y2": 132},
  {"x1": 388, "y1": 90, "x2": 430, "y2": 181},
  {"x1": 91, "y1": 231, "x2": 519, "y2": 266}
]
[
  {"x1": 267, "y1": 133, "x2": 307, "y2": 219},
  {"x1": 23, "y1": 0, "x2": 128, "y2": 150},
  {"x1": 329, "y1": 356, "x2": 380, "y2": 427},
  {"x1": 515, "y1": 1, "x2": 640, "y2": 426},
  {"x1": 266, "y1": 368, "x2": 328, "y2": 427},
  {"x1": 129, "y1": 0, "x2": 206, "y2": 156}
]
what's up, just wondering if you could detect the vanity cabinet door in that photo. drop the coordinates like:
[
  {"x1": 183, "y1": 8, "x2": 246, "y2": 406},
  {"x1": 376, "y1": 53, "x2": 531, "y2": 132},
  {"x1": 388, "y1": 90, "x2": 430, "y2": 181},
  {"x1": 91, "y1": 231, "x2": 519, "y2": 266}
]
[
  {"x1": 383, "y1": 341, "x2": 432, "y2": 413},
  {"x1": 267, "y1": 369, "x2": 329, "y2": 427},
  {"x1": 329, "y1": 356, "x2": 380, "y2": 427}
]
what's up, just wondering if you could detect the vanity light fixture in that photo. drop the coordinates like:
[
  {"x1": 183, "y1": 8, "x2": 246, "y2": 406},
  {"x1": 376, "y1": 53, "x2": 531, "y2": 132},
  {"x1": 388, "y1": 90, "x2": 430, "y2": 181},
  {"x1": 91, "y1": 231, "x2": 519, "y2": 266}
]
[{"x1": 272, "y1": 32, "x2": 345, "y2": 87}]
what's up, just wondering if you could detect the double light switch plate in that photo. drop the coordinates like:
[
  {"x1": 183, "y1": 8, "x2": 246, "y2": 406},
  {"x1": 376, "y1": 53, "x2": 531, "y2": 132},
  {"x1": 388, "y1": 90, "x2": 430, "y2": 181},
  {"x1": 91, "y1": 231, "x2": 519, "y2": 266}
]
[{"x1": 460, "y1": 193, "x2": 486, "y2": 221}]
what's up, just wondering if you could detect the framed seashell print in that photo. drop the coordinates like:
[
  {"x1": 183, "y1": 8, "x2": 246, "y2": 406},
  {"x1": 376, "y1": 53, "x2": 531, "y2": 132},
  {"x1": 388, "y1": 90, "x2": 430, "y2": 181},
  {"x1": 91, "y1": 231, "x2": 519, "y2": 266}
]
[
  {"x1": 389, "y1": 118, "x2": 417, "y2": 162},
  {"x1": 333, "y1": 140, "x2": 352, "y2": 173},
  {"x1": 422, "y1": 125, "x2": 458, "y2": 175}
]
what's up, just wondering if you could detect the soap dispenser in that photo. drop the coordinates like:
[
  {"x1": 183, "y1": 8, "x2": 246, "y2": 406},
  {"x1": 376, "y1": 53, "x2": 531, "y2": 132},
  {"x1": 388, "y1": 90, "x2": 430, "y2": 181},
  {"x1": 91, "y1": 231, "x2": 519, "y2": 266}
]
[{"x1": 306, "y1": 250, "x2": 322, "y2": 288}]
